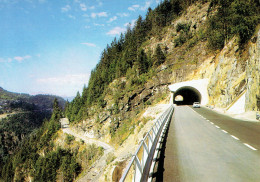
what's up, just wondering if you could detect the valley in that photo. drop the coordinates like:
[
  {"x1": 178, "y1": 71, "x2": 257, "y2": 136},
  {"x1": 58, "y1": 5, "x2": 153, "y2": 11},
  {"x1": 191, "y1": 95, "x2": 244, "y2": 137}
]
[{"x1": 0, "y1": 0, "x2": 259, "y2": 181}]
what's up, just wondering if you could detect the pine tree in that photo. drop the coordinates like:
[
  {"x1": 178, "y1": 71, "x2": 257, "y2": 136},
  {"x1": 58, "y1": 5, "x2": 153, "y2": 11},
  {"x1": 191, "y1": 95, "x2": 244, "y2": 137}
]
[
  {"x1": 51, "y1": 98, "x2": 62, "y2": 122},
  {"x1": 137, "y1": 49, "x2": 149, "y2": 74},
  {"x1": 153, "y1": 44, "x2": 166, "y2": 66}
]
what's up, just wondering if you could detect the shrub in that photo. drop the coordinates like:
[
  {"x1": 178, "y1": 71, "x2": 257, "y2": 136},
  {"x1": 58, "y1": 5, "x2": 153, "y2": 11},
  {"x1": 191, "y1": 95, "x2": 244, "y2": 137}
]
[
  {"x1": 176, "y1": 22, "x2": 191, "y2": 33},
  {"x1": 175, "y1": 32, "x2": 188, "y2": 47},
  {"x1": 145, "y1": 100, "x2": 152, "y2": 105},
  {"x1": 207, "y1": 29, "x2": 225, "y2": 50},
  {"x1": 65, "y1": 134, "x2": 75, "y2": 145}
]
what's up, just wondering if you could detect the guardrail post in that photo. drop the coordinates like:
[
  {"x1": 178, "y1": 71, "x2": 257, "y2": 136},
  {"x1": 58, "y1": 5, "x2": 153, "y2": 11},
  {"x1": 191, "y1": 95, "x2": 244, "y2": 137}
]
[
  {"x1": 152, "y1": 127, "x2": 156, "y2": 140},
  {"x1": 134, "y1": 156, "x2": 142, "y2": 182},
  {"x1": 147, "y1": 133, "x2": 153, "y2": 151},
  {"x1": 142, "y1": 142, "x2": 149, "y2": 169},
  {"x1": 155, "y1": 121, "x2": 159, "y2": 132}
]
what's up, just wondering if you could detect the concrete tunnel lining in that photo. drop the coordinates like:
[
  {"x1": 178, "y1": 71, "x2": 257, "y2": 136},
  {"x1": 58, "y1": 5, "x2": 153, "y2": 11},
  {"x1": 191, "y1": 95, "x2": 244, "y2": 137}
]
[
  {"x1": 168, "y1": 79, "x2": 209, "y2": 106},
  {"x1": 173, "y1": 86, "x2": 202, "y2": 105}
]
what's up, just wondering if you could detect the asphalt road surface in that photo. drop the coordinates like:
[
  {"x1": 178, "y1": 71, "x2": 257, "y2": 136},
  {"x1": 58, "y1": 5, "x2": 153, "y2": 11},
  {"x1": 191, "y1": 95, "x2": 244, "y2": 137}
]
[{"x1": 154, "y1": 106, "x2": 260, "y2": 182}]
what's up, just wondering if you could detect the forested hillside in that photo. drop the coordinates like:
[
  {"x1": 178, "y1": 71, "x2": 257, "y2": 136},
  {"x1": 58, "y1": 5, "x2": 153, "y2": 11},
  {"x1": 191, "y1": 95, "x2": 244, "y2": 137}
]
[
  {"x1": 66, "y1": 0, "x2": 259, "y2": 123},
  {"x1": 0, "y1": 87, "x2": 66, "y2": 112},
  {"x1": 0, "y1": 88, "x2": 66, "y2": 181},
  {"x1": 1, "y1": 0, "x2": 259, "y2": 181},
  {"x1": 0, "y1": 98, "x2": 103, "y2": 181}
]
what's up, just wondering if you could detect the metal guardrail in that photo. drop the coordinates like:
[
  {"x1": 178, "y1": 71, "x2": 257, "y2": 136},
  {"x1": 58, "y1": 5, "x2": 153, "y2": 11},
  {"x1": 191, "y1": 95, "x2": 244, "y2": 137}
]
[{"x1": 120, "y1": 104, "x2": 174, "y2": 182}]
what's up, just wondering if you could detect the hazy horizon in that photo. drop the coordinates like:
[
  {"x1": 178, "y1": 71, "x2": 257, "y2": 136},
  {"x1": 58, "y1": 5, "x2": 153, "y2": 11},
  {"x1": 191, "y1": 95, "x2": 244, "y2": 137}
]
[{"x1": 0, "y1": 0, "x2": 160, "y2": 98}]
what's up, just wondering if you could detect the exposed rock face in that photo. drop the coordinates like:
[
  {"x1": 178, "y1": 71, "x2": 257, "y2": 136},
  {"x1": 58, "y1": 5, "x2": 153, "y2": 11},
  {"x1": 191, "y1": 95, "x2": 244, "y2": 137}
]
[
  {"x1": 207, "y1": 38, "x2": 247, "y2": 108},
  {"x1": 196, "y1": 29, "x2": 259, "y2": 112},
  {"x1": 246, "y1": 29, "x2": 260, "y2": 111}
]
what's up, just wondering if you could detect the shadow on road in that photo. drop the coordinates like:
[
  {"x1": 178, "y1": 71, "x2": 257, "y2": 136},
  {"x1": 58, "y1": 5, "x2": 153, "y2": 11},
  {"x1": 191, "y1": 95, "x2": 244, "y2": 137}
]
[{"x1": 150, "y1": 119, "x2": 171, "y2": 182}]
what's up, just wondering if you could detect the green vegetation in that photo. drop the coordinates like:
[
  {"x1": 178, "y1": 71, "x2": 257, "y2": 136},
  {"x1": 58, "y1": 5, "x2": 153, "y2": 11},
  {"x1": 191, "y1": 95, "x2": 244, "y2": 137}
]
[
  {"x1": 34, "y1": 148, "x2": 80, "y2": 182},
  {"x1": 174, "y1": 22, "x2": 192, "y2": 47},
  {"x1": 2, "y1": 0, "x2": 259, "y2": 180},
  {"x1": 207, "y1": 0, "x2": 260, "y2": 49},
  {"x1": 64, "y1": 1, "x2": 260, "y2": 149},
  {"x1": 0, "y1": 99, "x2": 61, "y2": 181},
  {"x1": 65, "y1": 134, "x2": 75, "y2": 145},
  {"x1": 0, "y1": 111, "x2": 52, "y2": 161},
  {"x1": 0, "y1": 98, "x2": 104, "y2": 182},
  {"x1": 65, "y1": 0, "x2": 200, "y2": 123},
  {"x1": 0, "y1": 87, "x2": 65, "y2": 111}
]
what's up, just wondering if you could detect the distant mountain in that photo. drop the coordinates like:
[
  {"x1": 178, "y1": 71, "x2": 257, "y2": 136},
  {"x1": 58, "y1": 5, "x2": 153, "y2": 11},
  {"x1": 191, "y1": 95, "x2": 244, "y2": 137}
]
[
  {"x1": 0, "y1": 87, "x2": 66, "y2": 111},
  {"x1": 0, "y1": 87, "x2": 30, "y2": 100},
  {"x1": 0, "y1": 87, "x2": 66, "y2": 170}
]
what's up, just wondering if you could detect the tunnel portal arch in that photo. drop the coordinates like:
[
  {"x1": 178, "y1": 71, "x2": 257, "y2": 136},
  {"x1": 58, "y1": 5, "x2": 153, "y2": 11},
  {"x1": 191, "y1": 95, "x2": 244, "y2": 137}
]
[
  {"x1": 173, "y1": 86, "x2": 201, "y2": 105},
  {"x1": 168, "y1": 79, "x2": 209, "y2": 106}
]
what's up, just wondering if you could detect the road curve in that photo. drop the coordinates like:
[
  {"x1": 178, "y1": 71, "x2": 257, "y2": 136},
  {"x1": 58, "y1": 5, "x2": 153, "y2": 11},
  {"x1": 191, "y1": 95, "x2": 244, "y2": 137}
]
[
  {"x1": 157, "y1": 106, "x2": 260, "y2": 182},
  {"x1": 62, "y1": 127, "x2": 113, "y2": 151}
]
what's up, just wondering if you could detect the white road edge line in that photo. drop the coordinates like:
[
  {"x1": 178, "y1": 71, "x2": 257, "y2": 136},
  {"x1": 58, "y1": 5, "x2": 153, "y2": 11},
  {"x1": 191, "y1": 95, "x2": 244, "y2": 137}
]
[
  {"x1": 231, "y1": 135, "x2": 240, "y2": 140},
  {"x1": 215, "y1": 125, "x2": 220, "y2": 129},
  {"x1": 243, "y1": 143, "x2": 257, "y2": 151},
  {"x1": 221, "y1": 130, "x2": 228, "y2": 133},
  {"x1": 210, "y1": 122, "x2": 214, "y2": 125}
]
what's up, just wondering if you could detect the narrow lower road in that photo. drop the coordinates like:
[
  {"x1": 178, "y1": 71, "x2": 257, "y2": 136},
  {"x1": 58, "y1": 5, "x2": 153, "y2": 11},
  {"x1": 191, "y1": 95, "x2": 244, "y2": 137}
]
[
  {"x1": 160, "y1": 106, "x2": 260, "y2": 182},
  {"x1": 60, "y1": 118, "x2": 114, "y2": 182},
  {"x1": 62, "y1": 127, "x2": 113, "y2": 151}
]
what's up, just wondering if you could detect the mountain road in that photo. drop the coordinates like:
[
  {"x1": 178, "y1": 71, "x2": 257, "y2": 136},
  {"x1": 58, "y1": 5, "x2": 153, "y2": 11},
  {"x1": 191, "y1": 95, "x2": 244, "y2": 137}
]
[{"x1": 153, "y1": 106, "x2": 260, "y2": 182}]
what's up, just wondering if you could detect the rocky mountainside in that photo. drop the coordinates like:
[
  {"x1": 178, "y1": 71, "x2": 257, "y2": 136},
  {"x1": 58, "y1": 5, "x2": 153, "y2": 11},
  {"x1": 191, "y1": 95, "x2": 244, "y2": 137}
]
[
  {"x1": 68, "y1": 1, "x2": 259, "y2": 143},
  {"x1": 1, "y1": 0, "x2": 259, "y2": 181},
  {"x1": 65, "y1": 1, "x2": 259, "y2": 181}
]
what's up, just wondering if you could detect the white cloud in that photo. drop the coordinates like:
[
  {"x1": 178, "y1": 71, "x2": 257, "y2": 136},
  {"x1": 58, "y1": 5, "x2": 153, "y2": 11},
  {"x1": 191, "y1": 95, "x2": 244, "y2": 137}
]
[
  {"x1": 128, "y1": 1, "x2": 152, "y2": 12},
  {"x1": 84, "y1": 25, "x2": 90, "y2": 29},
  {"x1": 91, "y1": 12, "x2": 108, "y2": 18},
  {"x1": 117, "y1": 13, "x2": 129, "y2": 17},
  {"x1": 80, "y1": 3, "x2": 87, "y2": 11},
  {"x1": 107, "y1": 16, "x2": 117, "y2": 23},
  {"x1": 0, "y1": 55, "x2": 32, "y2": 63},
  {"x1": 128, "y1": 4, "x2": 140, "y2": 11},
  {"x1": 36, "y1": 73, "x2": 90, "y2": 97},
  {"x1": 13, "y1": 55, "x2": 31, "y2": 62},
  {"x1": 124, "y1": 19, "x2": 137, "y2": 28},
  {"x1": 107, "y1": 27, "x2": 126, "y2": 36},
  {"x1": 156, "y1": 0, "x2": 160, "y2": 3},
  {"x1": 81, "y1": 42, "x2": 96, "y2": 47},
  {"x1": 141, "y1": 1, "x2": 152, "y2": 11},
  {"x1": 61, "y1": 5, "x2": 71, "y2": 12}
]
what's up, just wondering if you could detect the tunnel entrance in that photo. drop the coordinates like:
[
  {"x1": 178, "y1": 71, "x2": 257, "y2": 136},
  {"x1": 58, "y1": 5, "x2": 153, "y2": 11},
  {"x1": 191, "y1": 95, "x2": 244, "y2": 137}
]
[{"x1": 173, "y1": 86, "x2": 201, "y2": 105}]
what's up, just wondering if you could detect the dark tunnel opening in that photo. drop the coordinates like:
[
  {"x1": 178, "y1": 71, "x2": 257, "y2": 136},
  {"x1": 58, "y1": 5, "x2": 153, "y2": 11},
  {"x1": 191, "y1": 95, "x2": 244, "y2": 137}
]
[{"x1": 173, "y1": 86, "x2": 202, "y2": 105}]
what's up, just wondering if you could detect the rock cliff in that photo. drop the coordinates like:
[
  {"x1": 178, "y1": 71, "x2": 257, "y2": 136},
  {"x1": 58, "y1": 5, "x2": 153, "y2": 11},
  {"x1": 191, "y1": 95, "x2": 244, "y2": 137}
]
[{"x1": 246, "y1": 28, "x2": 260, "y2": 111}]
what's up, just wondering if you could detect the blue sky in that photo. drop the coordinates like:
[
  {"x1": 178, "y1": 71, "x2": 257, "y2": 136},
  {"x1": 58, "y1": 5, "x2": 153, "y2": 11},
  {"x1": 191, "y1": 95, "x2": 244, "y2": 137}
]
[{"x1": 0, "y1": 0, "x2": 160, "y2": 98}]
